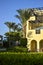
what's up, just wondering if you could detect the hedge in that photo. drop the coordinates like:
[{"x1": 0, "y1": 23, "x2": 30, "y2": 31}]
[
  {"x1": 7, "y1": 46, "x2": 27, "y2": 52},
  {"x1": 0, "y1": 52, "x2": 43, "y2": 65}
]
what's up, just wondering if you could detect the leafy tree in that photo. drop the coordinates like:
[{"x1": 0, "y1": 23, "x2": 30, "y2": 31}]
[{"x1": 5, "y1": 32, "x2": 21, "y2": 46}]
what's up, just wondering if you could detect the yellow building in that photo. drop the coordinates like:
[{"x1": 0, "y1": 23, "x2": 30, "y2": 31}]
[{"x1": 26, "y1": 9, "x2": 43, "y2": 52}]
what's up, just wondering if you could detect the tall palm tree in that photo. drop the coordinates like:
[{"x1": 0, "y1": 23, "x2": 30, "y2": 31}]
[{"x1": 15, "y1": 9, "x2": 34, "y2": 38}]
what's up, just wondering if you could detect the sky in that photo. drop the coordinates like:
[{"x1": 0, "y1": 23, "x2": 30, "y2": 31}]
[{"x1": 0, "y1": 0, "x2": 43, "y2": 36}]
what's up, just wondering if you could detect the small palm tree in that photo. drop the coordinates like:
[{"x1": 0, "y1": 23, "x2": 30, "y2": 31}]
[
  {"x1": 4, "y1": 22, "x2": 16, "y2": 46},
  {"x1": 5, "y1": 22, "x2": 15, "y2": 32}
]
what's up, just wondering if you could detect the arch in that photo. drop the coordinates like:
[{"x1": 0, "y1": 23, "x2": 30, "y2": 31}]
[
  {"x1": 31, "y1": 40, "x2": 37, "y2": 52},
  {"x1": 39, "y1": 39, "x2": 43, "y2": 51}
]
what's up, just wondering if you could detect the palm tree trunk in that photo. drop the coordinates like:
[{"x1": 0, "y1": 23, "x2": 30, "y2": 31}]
[{"x1": 22, "y1": 23, "x2": 26, "y2": 38}]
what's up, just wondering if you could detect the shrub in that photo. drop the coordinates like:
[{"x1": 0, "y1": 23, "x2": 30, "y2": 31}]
[
  {"x1": 7, "y1": 46, "x2": 27, "y2": 52},
  {"x1": 0, "y1": 53, "x2": 43, "y2": 65},
  {"x1": 20, "y1": 38, "x2": 27, "y2": 47}
]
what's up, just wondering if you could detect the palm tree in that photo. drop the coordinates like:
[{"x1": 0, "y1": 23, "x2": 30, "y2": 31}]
[
  {"x1": 5, "y1": 21, "x2": 22, "y2": 32},
  {"x1": 4, "y1": 22, "x2": 16, "y2": 46},
  {"x1": 12, "y1": 24, "x2": 18, "y2": 32},
  {"x1": 5, "y1": 22, "x2": 15, "y2": 32},
  {"x1": 15, "y1": 9, "x2": 33, "y2": 38}
]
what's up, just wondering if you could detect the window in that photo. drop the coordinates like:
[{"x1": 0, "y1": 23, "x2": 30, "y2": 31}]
[{"x1": 36, "y1": 29, "x2": 40, "y2": 34}]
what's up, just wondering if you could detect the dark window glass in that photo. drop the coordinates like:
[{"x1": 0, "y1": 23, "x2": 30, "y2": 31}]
[{"x1": 36, "y1": 29, "x2": 40, "y2": 34}]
